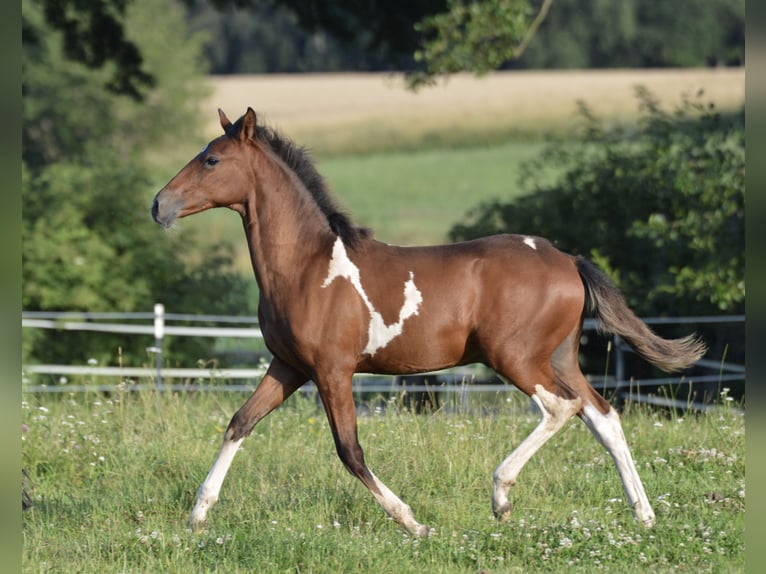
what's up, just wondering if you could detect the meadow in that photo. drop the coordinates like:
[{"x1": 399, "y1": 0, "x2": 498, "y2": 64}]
[
  {"x1": 23, "y1": 69, "x2": 746, "y2": 571},
  {"x1": 22, "y1": 388, "x2": 744, "y2": 573}
]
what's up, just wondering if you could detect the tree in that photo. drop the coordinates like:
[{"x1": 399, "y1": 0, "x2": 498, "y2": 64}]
[
  {"x1": 514, "y1": 0, "x2": 744, "y2": 70},
  {"x1": 30, "y1": 1, "x2": 745, "y2": 83},
  {"x1": 22, "y1": 0, "x2": 250, "y2": 366},
  {"x1": 185, "y1": 1, "x2": 389, "y2": 73},
  {"x1": 408, "y1": 0, "x2": 553, "y2": 87},
  {"x1": 25, "y1": 0, "x2": 154, "y2": 99}
]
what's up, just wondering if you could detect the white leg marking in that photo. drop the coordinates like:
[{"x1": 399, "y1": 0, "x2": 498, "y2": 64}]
[
  {"x1": 368, "y1": 470, "x2": 430, "y2": 537},
  {"x1": 322, "y1": 237, "x2": 422, "y2": 355},
  {"x1": 523, "y1": 236, "x2": 537, "y2": 250},
  {"x1": 581, "y1": 404, "x2": 655, "y2": 527},
  {"x1": 492, "y1": 385, "x2": 581, "y2": 519},
  {"x1": 189, "y1": 437, "x2": 244, "y2": 527}
]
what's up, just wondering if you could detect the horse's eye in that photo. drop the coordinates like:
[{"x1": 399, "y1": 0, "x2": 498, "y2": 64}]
[{"x1": 204, "y1": 156, "x2": 220, "y2": 167}]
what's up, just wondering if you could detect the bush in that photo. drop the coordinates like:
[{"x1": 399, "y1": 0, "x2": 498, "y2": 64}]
[{"x1": 450, "y1": 88, "x2": 744, "y2": 317}]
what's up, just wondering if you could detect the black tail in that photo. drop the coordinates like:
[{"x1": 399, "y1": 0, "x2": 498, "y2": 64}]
[{"x1": 575, "y1": 257, "x2": 706, "y2": 372}]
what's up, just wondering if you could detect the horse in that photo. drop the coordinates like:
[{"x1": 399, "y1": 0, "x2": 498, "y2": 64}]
[{"x1": 151, "y1": 108, "x2": 705, "y2": 536}]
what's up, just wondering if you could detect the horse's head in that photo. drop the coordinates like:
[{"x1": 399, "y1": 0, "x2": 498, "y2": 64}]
[{"x1": 151, "y1": 108, "x2": 259, "y2": 227}]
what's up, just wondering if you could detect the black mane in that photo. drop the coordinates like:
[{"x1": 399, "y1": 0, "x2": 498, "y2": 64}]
[{"x1": 252, "y1": 123, "x2": 371, "y2": 249}]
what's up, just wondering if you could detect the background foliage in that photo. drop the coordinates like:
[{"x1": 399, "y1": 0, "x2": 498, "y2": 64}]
[
  {"x1": 30, "y1": 1, "x2": 744, "y2": 85},
  {"x1": 450, "y1": 89, "x2": 745, "y2": 318},
  {"x1": 185, "y1": 0, "x2": 744, "y2": 77},
  {"x1": 22, "y1": 0, "x2": 250, "y2": 366}
]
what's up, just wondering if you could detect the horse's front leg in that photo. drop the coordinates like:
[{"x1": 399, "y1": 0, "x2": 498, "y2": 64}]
[
  {"x1": 317, "y1": 373, "x2": 432, "y2": 537},
  {"x1": 189, "y1": 358, "x2": 307, "y2": 528}
]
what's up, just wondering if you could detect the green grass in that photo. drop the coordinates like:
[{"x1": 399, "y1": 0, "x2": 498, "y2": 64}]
[
  {"x1": 319, "y1": 142, "x2": 546, "y2": 246},
  {"x1": 178, "y1": 140, "x2": 547, "y2": 276},
  {"x1": 22, "y1": 388, "x2": 744, "y2": 573}
]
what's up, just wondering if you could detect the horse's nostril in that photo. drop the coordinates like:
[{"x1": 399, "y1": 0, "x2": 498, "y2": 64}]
[{"x1": 151, "y1": 198, "x2": 160, "y2": 223}]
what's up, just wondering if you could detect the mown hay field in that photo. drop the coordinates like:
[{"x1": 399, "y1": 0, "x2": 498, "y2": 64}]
[{"x1": 202, "y1": 68, "x2": 745, "y2": 154}]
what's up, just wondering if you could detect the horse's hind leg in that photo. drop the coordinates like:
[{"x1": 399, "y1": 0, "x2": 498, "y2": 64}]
[
  {"x1": 491, "y1": 371, "x2": 583, "y2": 521},
  {"x1": 551, "y1": 334, "x2": 655, "y2": 526},
  {"x1": 316, "y1": 373, "x2": 430, "y2": 537},
  {"x1": 579, "y1": 400, "x2": 655, "y2": 526},
  {"x1": 189, "y1": 358, "x2": 306, "y2": 528}
]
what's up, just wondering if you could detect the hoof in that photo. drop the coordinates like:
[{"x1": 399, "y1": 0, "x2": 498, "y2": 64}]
[
  {"x1": 493, "y1": 502, "x2": 513, "y2": 523},
  {"x1": 634, "y1": 503, "x2": 656, "y2": 528},
  {"x1": 413, "y1": 524, "x2": 435, "y2": 538},
  {"x1": 188, "y1": 513, "x2": 207, "y2": 531}
]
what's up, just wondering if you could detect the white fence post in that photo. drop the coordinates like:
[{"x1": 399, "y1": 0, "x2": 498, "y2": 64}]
[{"x1": 153, "y1": 303, "x2": 165, "y2": 390}]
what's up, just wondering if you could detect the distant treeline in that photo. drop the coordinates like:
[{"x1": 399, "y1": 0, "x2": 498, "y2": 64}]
[{"x1": 186, "y1": 0, "x2": 744, "y2": 75}]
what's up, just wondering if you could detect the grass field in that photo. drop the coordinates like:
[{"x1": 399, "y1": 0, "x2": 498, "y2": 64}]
[{"x1": 21, "y1": 389, "x2": 744, "y2": 573}]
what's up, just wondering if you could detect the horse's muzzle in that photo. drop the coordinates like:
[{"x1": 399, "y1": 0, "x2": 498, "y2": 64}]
[{"x1": 150, "y1": 194, "x2": 176, "y2": 228}]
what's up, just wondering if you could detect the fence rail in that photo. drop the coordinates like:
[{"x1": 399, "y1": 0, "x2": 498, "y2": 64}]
[{"x1": 22, "y1": 306, "x2": 745, "y2": 411}]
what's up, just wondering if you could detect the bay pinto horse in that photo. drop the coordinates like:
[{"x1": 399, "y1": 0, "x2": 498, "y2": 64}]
[{"x1": 151, "y1": 108, "x2": 705, "y2": 537}]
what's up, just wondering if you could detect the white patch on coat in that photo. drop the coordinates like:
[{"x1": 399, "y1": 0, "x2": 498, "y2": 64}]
[
  {"x1": 322, "y1": 238, "x2": 423, "y2": 355},
  {"x1": 523, "y1": 236, "x2": 537, "y2": 250}
]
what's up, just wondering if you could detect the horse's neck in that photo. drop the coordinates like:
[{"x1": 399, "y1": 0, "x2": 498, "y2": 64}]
[{"x1": 241, "y1": 151, "x2": 331, "y2": 297}]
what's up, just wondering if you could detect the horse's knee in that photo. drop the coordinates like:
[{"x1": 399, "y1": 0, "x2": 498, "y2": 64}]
[
  {"x1": 226, "y1": 409, "x2": 253, "y2": 442},
  {"x1": 335, "y1": 441, "x2": 367, "y2": 477}
]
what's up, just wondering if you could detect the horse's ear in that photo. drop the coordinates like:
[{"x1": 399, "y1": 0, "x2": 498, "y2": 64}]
[
  {"x1": 239, "y1": 107, "x2": 257, "y2": 142},
  {"x1": 219, "y1": 109, "x2": 232, "y2": 132}
]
